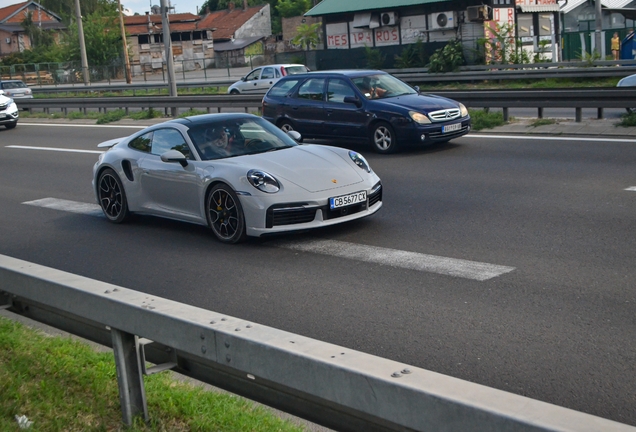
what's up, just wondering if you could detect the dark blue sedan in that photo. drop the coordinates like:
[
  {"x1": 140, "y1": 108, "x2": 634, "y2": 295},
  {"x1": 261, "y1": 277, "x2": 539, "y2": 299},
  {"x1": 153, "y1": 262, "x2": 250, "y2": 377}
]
[{"x1": 262, "y1": 70, "x2": 471, "y2": 154}]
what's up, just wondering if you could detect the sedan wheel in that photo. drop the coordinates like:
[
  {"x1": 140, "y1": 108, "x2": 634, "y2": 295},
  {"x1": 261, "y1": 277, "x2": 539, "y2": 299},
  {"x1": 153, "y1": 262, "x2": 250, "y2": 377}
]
[
  {"x1": 370, "y1": 122, "x2": 398, "y2": 154},
  {"x1": 98, "y1": 168, "x2": 129, "y2": 223},
  {"x1": 5, "y1": 122, "x2": 17, "y2": 129},
  {"x1": 206, "y1": 184, "x2": 247, "y2": 244},
  {"x1": 230, "y1": 89, "x2": 240, "y2": 95},
  {"x1": 279, "y1": 120, "x2": 294, "y2": 133}
]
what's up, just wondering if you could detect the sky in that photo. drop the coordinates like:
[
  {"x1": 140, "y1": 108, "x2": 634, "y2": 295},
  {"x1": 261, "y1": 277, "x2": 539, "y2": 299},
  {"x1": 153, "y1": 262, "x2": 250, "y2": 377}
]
[{"x1": 122, "y1": 0, "x2": 204, "y2": 15}]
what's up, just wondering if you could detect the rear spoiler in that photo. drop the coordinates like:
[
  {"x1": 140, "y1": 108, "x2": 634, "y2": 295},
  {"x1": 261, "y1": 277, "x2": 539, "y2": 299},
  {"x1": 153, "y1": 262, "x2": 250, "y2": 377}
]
[{"x1": 97, "y1": 138, "x2": 124, "y2": 149}]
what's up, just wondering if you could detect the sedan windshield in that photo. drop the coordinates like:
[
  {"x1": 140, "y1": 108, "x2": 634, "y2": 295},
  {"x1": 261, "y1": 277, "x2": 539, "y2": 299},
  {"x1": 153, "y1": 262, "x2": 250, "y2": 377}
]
[
  {"x1": 188, "y1": 117, "x2": 298, "y2": 160},
  {"x1": 351, "y1": 74, "x2": 417, "y2": 100}
]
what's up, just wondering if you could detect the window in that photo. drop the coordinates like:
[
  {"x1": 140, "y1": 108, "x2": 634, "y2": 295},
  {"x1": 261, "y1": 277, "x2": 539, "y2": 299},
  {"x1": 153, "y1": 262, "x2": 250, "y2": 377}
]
[
  {"x1": 151, "y1": 128, "x2": 192, "y2": 159},
  {"x1": 261, "y1": 67, "x2": 275, "y2": 79},
  {"x1": 129, "y1": 132, "x2": 153, "y2": 153},
  {"x1": 138, "y1": 35, "x2": 149, "y2": 44},
  {"x1": 297, "y1": 78, "x2": 325, "y2": 101},
  {"x1": 327, "y1": 79, "x2": 355, "y2": 103},
  {"x1": 268, "y1": 79, "x2": 302, "y2": 97},
  {"x1": 245, "y1": 68, "x2": 261, "y2": 81}
]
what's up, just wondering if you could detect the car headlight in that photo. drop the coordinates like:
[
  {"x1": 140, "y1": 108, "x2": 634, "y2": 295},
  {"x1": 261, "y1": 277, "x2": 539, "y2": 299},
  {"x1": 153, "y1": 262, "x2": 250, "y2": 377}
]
[
  {"x1": 459, "y1": 103, "x2": 469, "y2": 117},
  {"x1": 349, "y1": 151, "x2": 371, "y2": 173},
  {"x1": 247, "y1": 169, "x2": 280, "y2": 193},
  {"x1": 409, "y1": 111, "x2": 431, "y2": 124}
]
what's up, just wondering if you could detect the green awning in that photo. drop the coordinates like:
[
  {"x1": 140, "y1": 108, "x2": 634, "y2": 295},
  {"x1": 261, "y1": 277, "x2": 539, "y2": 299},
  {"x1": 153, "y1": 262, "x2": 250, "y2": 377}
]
[{"x1": 305, "y1": 0, "x2": 447, "y2": 17}]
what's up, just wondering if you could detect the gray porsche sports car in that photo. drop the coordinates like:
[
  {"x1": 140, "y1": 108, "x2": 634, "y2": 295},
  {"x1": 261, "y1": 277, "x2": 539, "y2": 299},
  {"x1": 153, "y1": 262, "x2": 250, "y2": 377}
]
[{"x1": 92, "y1": 113, "x2": 382, "y2": 243}]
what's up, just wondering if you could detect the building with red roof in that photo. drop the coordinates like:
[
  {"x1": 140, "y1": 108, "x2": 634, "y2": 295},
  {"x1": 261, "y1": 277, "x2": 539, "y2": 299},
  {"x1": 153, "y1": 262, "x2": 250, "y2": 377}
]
[{"x1": 0, "y1": 1, "x2": 64, "y2": 58}]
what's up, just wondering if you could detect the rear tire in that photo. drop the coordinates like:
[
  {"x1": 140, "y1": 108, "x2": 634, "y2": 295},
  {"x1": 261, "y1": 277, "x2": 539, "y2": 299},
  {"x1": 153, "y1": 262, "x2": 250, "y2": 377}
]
[
  {"x1": 230, "y1": 89, "x2": 240, "y2": 95},
  {"x1": 206, "y1": 184, "x2": 247, "y2": 244},
  {"x1": 279, "y1": 119, "x2": 295, "y2": 133},
  {"x1": 97, "y1": 168, "x2": 129, "y2": 223},
  {"x1": 370, "y1": 121, "x2": 398, "y2": 154}
]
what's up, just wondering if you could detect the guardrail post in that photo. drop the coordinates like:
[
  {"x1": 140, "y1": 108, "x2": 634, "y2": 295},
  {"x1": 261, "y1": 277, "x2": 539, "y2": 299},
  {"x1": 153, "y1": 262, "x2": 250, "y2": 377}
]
[
  {"x1": 110, "y1": 328, "x2": 148, "y2": 426},
  {"x1": 502, "y1": 107, "x2": 509, "y2": 122},
  {"x1": 597, "y1": 108, "x2": 604, "y2": 119},
  {"x1": 575, "y1": 108, "x2": 582, "y2": 122},
  {"x1": 538, "y1": 107, "x2": 544, "y2": 119}
]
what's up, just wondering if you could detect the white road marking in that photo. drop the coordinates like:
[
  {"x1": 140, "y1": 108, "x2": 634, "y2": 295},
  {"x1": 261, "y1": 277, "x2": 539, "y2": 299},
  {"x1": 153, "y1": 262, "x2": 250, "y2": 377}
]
[
  {"x1": 18, "y1": 123, "x2": 144, "y2": 129},
  {"x1": 467, "y1": 134, "x2": 636, "y2": 143},
  {"x1": 23, "y1": 197, "x2": 515, "y2": 281},
  {"x1": 6, "y1": 145, "x2": 103, "y2": 154},
  {"x1": 274, "y1": 239, "x2": 515, "y2": 281},
  {"x1": 23, "y1": 198, "x2": 103, "y2": 217},
  {"x1": 626, "y1": 187, "x2": 636, "y2": 191}
]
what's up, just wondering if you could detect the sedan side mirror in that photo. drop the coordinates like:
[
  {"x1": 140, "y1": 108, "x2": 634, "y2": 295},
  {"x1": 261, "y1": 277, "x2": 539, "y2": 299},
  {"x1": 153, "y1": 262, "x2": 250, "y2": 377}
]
[
  {"x1": 161, "y1": 150, "x2": 188, "y2": 167},
  {"x1": 343, "y1": 96, "x2": 362, "y2": 108},
  {"x1": 0, "y1": 90, "x2": 4, "y2": 96},
  {"x1": 286, "y1": 130, "x2": 303, "y2": 143},
  {"x1": 414, "y1": 85, "x2": 420, "y2": 94}
]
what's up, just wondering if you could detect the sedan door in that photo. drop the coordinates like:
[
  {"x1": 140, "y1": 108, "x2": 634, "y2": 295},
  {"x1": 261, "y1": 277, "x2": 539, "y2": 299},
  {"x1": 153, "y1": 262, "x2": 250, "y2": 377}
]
[
  {"x1": 237, "y1": 68, "x2": 263, "y2": 94},
  {"x1": 255, "y1": 67, "x2": 277, "y2": 92},
  {"x1": 323, "y1": 78, "x2": 368, "y2": 140},
  {"x1": 286, "y1": 78, "x2": 326, "y2": 137},
  {"x1": 137, "y1": 128, "x2": 202, "y2": 221}
]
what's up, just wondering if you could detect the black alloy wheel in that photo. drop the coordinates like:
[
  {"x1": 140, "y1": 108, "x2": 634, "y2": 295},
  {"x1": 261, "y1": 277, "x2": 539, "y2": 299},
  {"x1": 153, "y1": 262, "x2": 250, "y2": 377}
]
[
  {"x1": 370, "y1": 121, "x2": 398, "y2": 154},
  {"x1": 98, "y1": 168, "x2": 129, "y2": 223},
  {"x1": 206, "y1": 184, "x2": 247, "y2": 244}
]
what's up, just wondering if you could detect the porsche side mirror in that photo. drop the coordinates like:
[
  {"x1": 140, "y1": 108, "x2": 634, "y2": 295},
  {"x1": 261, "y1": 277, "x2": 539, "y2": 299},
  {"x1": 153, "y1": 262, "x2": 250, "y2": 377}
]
[
  {"x1": 343, "y1": 96, "x2": 362, "y2": 108},
  {"x1": 287, "y1": 130, "x2": 303, "y2": 143},
  {"x1": 161, "y1": 150, "x2": 188, "y2": 167}
]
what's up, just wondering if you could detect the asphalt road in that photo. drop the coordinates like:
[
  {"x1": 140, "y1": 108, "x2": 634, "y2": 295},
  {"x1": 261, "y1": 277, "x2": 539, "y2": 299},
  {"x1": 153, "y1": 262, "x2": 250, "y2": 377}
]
[{"x1": 1, "y1": 123, "x2": 635, "y2": 426}]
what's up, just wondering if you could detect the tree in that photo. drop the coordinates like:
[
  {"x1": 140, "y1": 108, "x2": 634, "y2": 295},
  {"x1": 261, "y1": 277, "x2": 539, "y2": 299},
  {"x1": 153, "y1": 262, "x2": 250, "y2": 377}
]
[
  {"x1": 291, "y1": 22, "x2": 320, "y2": 51},
  {"x1": 276, "y1": 0, "x2": 311, "y2": 18},
  {"x1": 63, "y1": 7, "x2": 122, "y2": 66}
]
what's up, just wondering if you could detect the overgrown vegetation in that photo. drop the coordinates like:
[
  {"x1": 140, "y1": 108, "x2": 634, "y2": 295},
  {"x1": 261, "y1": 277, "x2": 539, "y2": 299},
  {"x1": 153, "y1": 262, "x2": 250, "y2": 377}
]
[
  {"x1": 394, "y1": 40, "x2": 428, "y2": 69},
  {"x1": 468, "y1": 109, "x2": 506, "y2": 131},
  {"x1": 364, "y1": 46, "x2": 387, "y2": 69},
  {"x1": 0, "y1": 317, "x2": 304, "y2": 432},
  {"x1": 427, "y1": 39, "x2": 464, "y2": 73},
  {"x1": 529, "y1": 118, "x2": 557, "y2": 127},
  {"x1": 616, "y1": 111, "x2": 636, "y2": 127}
]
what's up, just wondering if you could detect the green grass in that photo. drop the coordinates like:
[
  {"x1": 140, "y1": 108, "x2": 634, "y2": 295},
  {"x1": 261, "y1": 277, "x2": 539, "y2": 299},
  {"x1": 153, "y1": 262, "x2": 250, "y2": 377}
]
[
  {"x1": 468, "y1": 109, "x2": 506, "y2": 131},
  {"x1": 616, "y1": 111, "x2": 636, "y2": 127},
  {"x1": 34, "y1": 86, "x2": 227, "y2": 99},
  {"x1": 0, "y1": 317, "x2": 305, "y2": 432},
  {"x1": 528, "y1": 118, "x2": 557, "y2": 127}
]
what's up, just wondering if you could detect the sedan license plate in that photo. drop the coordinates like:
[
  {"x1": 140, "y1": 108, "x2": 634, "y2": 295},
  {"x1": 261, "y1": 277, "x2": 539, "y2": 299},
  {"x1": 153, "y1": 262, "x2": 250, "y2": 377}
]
[
  {"x1": 330, "y1": 191, "x2": 366, "y2": 209},
  {"x1": 443, "y1": 123, "x2": 462, "y2": 133}
]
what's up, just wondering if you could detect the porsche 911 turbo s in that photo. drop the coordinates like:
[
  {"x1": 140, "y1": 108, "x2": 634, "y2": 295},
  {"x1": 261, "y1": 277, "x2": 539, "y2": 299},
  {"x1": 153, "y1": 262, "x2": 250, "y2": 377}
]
[{"x1": 92, "y1": 113, "x2": 382, "y2": 243}]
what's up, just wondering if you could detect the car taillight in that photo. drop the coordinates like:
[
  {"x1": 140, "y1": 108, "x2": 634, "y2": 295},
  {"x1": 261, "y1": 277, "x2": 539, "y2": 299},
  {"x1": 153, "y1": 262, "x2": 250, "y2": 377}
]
[{"x1": 280, "y1": 67, "x2": 287, "y2": 76}]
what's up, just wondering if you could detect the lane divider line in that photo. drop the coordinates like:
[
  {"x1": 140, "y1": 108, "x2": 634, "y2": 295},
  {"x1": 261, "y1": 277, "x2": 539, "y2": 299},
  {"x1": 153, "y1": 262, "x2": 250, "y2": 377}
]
[
  {"x1": 7, "y1": 145, "x2": 103, "y2": 154},
  {"x1": 22, "y1": 197, "x2": 516, "y2": 281}
]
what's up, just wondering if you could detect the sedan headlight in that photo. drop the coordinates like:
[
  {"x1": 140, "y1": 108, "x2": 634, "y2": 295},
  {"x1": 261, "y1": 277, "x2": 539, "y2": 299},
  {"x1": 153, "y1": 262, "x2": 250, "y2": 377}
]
[
  {"x1": 459, "y1": 103, "x2": 469, "y2": 117},
  {"x1": 247, "y1": 169, "x2": 280, "y2": 193},
  {"x1": 409, "y1": 111, "x2": 431, "y2": 124},
  {"x1": 349, "y1": 151, "x2": 371, "y2": 173}
]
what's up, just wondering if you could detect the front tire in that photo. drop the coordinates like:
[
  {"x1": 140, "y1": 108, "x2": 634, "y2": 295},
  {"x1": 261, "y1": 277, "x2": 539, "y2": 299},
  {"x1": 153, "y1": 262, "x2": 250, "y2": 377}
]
[
  {"x1": 98, "y1": 168, "x2": 129, "y2": 223},
  {"x1": 206, "y1": 184, "x2": 247, "y2": 244},
  {"x1": 370, "y1": 121, "x2": 398, "y2": 154},
  {"x1": 230, "y1": 89, "x2": 240, "y2": 95},
  {"x1": 5, "y1": 122, "x2": 17, "y2": 129}
]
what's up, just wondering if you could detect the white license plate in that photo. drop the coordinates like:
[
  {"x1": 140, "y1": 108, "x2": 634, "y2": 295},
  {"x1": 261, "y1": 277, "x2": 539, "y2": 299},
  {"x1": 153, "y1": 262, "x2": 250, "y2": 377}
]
[
  {"x1": 0, "y1": 113, "x2": 6, "y2": 119},
  {"x1": 330, "y1": 191, "x2": 367, "y2": 209},
  {"x1": 443, "y1": 123, "x2": 462, "y2": 133}
]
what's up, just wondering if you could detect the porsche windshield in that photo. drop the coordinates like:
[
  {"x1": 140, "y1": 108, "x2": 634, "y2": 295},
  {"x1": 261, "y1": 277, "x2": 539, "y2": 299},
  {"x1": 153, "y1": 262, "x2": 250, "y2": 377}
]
[{"x1": 188, "y1": 117, "x2": 298, "y2": 160}]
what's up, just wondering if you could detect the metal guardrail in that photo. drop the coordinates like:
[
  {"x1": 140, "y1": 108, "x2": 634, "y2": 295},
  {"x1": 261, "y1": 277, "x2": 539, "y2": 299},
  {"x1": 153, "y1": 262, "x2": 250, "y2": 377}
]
[
  {"x1": 1, "y1": 253, "x2": 635, "y2": 431},
  {"x1": 16, "y1": 88, "x2": 636, "y2": 122}
]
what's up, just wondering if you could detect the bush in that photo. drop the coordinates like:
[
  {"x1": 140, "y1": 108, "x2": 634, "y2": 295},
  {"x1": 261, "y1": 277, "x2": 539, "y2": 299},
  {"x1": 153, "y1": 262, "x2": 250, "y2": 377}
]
[
  {"x1": 469, "y1": 109, "x2": 506, "y2": 131},
  {"x1": 364, "y1": 46, "x2": 386, "y2": 69},
  {"x1": 427, "y1": 39, "x2": 464, "y2": 73},
  {"x1": 130, "y1": 107, "x2": 163, "y2": 120},
  {"x1": 96, "y1": 109, "x2": 126, "y2": 124},
  {"x1": 394, "y1": 40, "x2": 427, "y2": 69},
  {"x1": 617, "y1": 111, "x2": 636, "y2": 127}
]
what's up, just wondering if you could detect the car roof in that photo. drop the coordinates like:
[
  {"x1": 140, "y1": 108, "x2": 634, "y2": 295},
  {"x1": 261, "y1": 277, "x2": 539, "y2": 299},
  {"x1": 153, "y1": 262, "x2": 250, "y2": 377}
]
[
  {"x1": 0, "y1": 80, "x2": 26, "y2": 84},
  {"x1": 278, "y1": 69, "x2": 387, "y2": 79},
  {"x1": 254, "y1": 64, "x2": 305, "y2": 68}
]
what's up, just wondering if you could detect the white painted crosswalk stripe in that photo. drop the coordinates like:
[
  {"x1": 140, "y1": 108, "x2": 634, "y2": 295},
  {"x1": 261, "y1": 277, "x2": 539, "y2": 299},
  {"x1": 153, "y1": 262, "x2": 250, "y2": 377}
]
[{"x1": 23, "y1": 197, "x2": 515, "y2": 281}]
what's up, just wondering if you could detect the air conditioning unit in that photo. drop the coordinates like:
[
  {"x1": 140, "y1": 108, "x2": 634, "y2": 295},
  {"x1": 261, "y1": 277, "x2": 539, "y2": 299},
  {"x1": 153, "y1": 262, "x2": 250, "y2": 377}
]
[
  {"x1": 380, "y1": 11, "x2": 398, "y2": 26},
  {"x1": 466, "y1": 5, "x2": 492, "y2": 22},
  {"x1": 430, "y1": 12, "x2": 456, "y2": 30}
]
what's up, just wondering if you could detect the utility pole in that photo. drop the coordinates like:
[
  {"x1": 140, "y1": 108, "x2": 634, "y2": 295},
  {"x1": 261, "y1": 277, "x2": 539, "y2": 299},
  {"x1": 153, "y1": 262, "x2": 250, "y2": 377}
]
[
  {"x1": 74, "y1": 0, "x2": 90, "y2": 85},
  {"x1": 594, "y1": 0, "x2": 603, "y2": 58},
  {"x1": 161, "y1": 0, "x2": 178, "y2": 117},
  {"x1": 117, "y1": 0, "x2": 132, "y2": 84}
]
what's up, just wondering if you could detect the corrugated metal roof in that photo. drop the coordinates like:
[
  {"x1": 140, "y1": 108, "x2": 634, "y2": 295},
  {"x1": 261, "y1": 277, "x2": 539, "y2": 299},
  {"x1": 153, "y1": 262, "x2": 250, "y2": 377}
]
[
  {"x1": 518, "y1": 4, "x2": 560, "y2": 12},
  {"x1": 561, "y1": 0, "x2": 633, "y2": 14},
  {"x1": 305, "y1": 0, "x2": 446, "y2": 16},
  {"x1": 214, "y1": 36, "x2": 263, "y2": 52}
]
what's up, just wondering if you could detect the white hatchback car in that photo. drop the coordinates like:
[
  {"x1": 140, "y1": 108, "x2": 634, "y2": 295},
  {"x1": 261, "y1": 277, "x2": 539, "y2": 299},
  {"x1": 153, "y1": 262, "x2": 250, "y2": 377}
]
[
  {"x1": 228, "y1": 64, "x2": 309, "y2": 95},
  {"x1": 0, "y1": 90, "x2": 19, "y2": 129}
]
